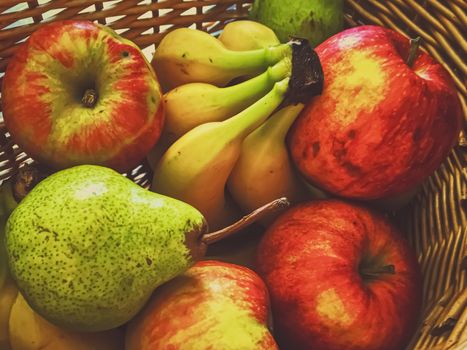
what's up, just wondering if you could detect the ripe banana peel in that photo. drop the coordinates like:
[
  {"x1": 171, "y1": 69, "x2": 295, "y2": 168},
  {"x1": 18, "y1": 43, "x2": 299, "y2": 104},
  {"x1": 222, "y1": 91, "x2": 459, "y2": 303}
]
[
  {"x1": 152, "y1": 27, "x2": 292, "y2": 91},
  {"x1": 228, "y1": 104, "x2": 308, "y2": 225},
  {"x1": 0, "y1": 279, "x2": 18, "y2": 350},
  {"x1": 219, "y1": 20, "x2": 280, "y2": 51},
  {"x1": 147, "y1": 58, "x2": 292, "y2": 170},
  {"x1": 151, "y1": 78, "x2": 290, "y2": 230}
]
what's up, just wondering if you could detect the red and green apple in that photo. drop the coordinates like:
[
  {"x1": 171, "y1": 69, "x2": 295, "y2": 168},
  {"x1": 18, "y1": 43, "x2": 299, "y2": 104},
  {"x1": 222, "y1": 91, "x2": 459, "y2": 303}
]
[
  {"x1": 126, "y1": 260, "x2": 278, "y2": 350},
  {"x1": 289, "y1": 25, "x2": 462, "y2": 200},
  {"x1": 256, "y1": 199, "x2": 422, "y2": 350},
  {"x1": 2, "y1": 20, "x2": 164, "y2": 172}
]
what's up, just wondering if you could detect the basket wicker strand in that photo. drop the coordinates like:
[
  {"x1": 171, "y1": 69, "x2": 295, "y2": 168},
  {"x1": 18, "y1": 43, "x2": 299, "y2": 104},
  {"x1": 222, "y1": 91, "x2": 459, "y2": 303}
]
[{"x1": 0, "y1": 1, "x2": 465, "y2": 349}]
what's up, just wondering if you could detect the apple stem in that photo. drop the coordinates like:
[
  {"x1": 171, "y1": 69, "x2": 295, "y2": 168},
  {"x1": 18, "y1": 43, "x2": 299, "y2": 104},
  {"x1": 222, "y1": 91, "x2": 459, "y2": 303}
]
[
  {"x1": 82, "y1": 89, "x2": 98, "y2": 108},
  {"x1": 360, "y1": 264, "x2": 396, "y2": 280},
  {"x1": 406, "y1": 37, "x2": 421, "y2": 67},
  {"x1": 201, "y1": 198, "x2": 290, "y2": 245}
]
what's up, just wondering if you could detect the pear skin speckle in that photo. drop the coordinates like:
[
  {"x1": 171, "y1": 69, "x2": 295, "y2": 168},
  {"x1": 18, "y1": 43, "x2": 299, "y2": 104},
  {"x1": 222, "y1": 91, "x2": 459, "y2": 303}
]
[{"x1": 6, "y1": 165, "x2": 205, "y2": 331}]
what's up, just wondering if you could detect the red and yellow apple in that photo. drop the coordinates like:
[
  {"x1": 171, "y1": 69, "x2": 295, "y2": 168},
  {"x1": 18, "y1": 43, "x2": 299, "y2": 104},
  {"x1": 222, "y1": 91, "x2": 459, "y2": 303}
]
[
  {"x1": 256, "y1": 200, "x2": 422, "y2": 350},
  {"x1": 2, "y1": 20, "x2": 164, "y2": 172},
  {"x1": 126, "y1": 260, "x2": 277, "y2": 350},
  {"x1": 289, "y1": 25, "x2": 462, "y2": 200}
]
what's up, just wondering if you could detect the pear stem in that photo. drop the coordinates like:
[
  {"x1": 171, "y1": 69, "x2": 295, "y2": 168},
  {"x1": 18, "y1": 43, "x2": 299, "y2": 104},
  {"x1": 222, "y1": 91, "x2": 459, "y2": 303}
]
[
  {"x1": 201, "y1": 198, "x2": 290, "y2": 245},
  {"x1": 406, "y1": 37, "x2": 421, "y2": 67}
]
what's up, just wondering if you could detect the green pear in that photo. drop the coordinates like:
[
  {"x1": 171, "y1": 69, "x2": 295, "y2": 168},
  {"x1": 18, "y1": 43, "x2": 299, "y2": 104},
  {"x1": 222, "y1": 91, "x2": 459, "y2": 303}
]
[
  {"x1": 5, "y1": 165, "x2": 208, "y2": 332},
  {"x1": 1, "y1": 164, "x2": 49, "y2": 290},
  {"x1": 250, "y1": 0, "x2": 344, "y2": 46}
]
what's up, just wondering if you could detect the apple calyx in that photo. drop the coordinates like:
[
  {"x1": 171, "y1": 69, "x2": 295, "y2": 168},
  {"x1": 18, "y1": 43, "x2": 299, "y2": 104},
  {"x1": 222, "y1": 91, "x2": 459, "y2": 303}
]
[
  {"x1": 406, "y1": 37, "x2": 422, "y2": 67},
  {"x1": 82, "y1": 88, "x2": 98, "y2": 108},
  {"x1": 360, "y1": 264, "x2": 396, "y2": 281}
]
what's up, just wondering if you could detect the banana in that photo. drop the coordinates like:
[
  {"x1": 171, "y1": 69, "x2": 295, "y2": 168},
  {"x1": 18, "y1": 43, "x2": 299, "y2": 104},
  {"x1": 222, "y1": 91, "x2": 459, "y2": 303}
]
[
  {"x1": 227, "y1": 104, "x2": 309, "y2": 225},
  {"x1": 219, "y1": 20, "x2": 280, "y2": 50},
  {"x1": 9, "y1": 293, "x2": 124, "y2": 350},
  {"x1": 0, "y1": 279, "x2": 17, "y2": 350},
  {"x1": 152, "y1": 77, "x2": 290, "y2": 230},
  {"x1": 147, "y1": 58, "x2": 291, "y2": 169},
  {"x1": 152, "y1": 27, "x2": 292, "y2": 91}
]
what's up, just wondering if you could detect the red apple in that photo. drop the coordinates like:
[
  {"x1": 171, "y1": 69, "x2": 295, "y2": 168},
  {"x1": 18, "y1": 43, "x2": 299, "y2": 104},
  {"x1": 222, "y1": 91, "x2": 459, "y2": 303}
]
[
  {"x1": 126, "y1": 260, "x2": 277, "y2": 350},
  {"x1": 256, "y1": 199, "x2": 422, "y2": 350},
  {"x1": 2, "y1": 20, "x2": 164, "y2": 172},
  {"x1": 289, "y1": 25, "x2": 462, "y2": 200}
]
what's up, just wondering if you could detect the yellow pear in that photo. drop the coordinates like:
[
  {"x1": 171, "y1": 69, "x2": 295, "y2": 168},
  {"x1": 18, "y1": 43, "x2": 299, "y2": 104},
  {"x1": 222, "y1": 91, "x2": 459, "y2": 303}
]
[
  {"x1": 9, "y1": 293, "x2": 124, "y2": 350},
  {"x1": 0, "y1": 278, "x2": 18, "y2": 350}
]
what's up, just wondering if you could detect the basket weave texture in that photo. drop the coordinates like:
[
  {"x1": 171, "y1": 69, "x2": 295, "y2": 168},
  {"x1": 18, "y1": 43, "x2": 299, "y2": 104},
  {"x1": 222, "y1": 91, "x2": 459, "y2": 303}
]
[{"x1": 0, "y1": 1, "x2": 466, "y2": 349}]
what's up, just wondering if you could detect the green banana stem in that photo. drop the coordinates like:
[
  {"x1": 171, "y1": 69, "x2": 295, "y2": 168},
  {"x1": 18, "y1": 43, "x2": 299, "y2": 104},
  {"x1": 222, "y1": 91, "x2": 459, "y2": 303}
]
[
  {"x1": 220, "y1": 43, "x2": 292, "y2": 71},
  {"x1": 267, "y1": 56, "x2": 293, "y2": 81},
  {"x1": 223, "y1": 77, "x2": 290, "y2": 138},
  {"x1": 217, "y1": 57, "x2": 292, "y2": 106},
  {"x1": 260, "y1": 104, "x2": 305, "y2": 141}
]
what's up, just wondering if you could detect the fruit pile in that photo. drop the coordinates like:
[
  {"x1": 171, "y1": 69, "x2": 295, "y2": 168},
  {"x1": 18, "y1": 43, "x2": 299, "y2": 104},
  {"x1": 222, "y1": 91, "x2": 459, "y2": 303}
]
[{"x1": 0, "y1": 5, "x2": 462, "y2": 350}]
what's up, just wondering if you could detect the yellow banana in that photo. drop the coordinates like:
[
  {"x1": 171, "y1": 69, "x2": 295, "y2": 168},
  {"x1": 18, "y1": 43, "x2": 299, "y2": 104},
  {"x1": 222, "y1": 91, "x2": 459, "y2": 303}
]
[
  {"x1": 147, "y1": 58, "x2": 291, "y2": 169},
  {"x1": 219, "y1": 20, "x2": 280, "y2": 50},
  {"x1": 152, "y1": 27, "x2": 292, "y2": 91},
  {"x1": 227, "y1": 104, "x2": 309, "y2": 225},
  {"x1": 0, "y1": 279, "x2": 17, "y2": 350},
  {"x1": 152, "y1": 77, "x2": 290, "y2": 230},
  {"x1": 9, "y1": 293, "x2": 124, "y2": 350}
]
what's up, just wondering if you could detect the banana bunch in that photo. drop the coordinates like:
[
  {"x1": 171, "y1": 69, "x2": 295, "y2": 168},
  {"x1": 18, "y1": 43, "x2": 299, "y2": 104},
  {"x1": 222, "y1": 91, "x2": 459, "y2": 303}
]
[
  {"x1": 147, "y1": 21, "x2": 287, "y2": 166},
  {"x1": 150, "y1": 21, "x2": 320, "y2": 231}
]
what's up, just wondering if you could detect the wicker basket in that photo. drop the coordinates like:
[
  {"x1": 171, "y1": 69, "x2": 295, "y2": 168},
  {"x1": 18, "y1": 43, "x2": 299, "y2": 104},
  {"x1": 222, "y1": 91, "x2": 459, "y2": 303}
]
[{"x1": 0, "y1": 1, "x2": 465, "y2": 349}]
